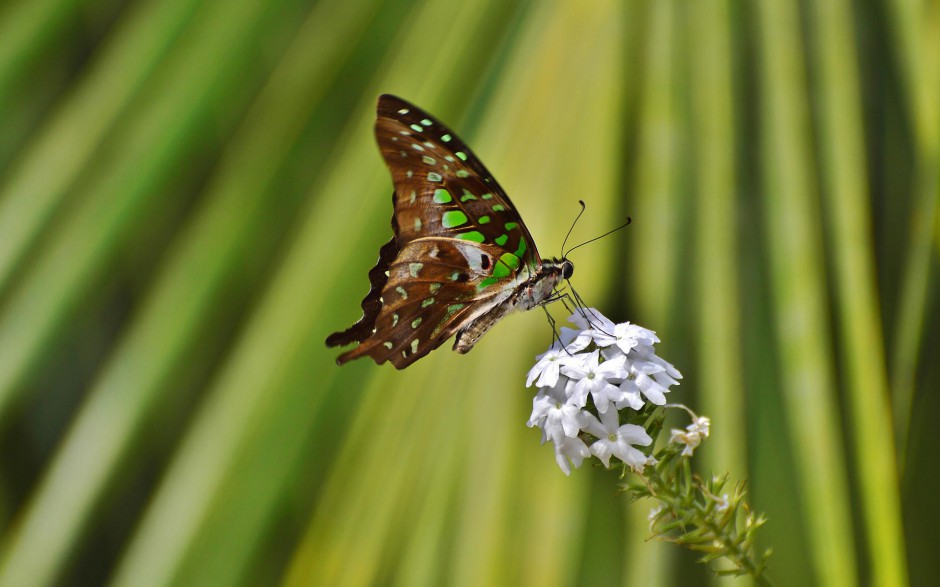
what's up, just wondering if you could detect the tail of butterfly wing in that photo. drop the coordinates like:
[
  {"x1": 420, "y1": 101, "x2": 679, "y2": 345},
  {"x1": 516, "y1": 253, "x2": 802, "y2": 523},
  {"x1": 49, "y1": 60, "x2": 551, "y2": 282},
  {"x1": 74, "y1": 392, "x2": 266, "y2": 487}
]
[{"x1": 325, "y1": 233, "x2": 399, "y2": 355}]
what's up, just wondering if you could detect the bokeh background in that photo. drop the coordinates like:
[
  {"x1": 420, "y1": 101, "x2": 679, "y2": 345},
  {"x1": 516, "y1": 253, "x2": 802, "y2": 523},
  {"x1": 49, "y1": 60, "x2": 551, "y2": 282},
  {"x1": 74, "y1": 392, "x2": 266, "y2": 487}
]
[{"x1": 0, "y1": 0, "x2": 937, "y2": 585}]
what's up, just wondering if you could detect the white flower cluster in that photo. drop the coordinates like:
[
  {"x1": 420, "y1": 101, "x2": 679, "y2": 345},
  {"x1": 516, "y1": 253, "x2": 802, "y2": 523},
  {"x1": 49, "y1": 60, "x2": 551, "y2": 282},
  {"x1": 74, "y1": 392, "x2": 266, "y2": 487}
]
[{"x1": 526, "y1": 308, "x2": 682, "y2": 475}]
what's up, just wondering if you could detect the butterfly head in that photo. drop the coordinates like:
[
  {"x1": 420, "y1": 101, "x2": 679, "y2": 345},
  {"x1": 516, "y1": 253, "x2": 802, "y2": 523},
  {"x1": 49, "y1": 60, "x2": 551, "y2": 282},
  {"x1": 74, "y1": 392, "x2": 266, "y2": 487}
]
[
  {"x1": 541, "y1": 257, "x2": 574, "y2": 288},
  {"x1": 544, "y1": 257, "x2": 574, "y2": 280}
]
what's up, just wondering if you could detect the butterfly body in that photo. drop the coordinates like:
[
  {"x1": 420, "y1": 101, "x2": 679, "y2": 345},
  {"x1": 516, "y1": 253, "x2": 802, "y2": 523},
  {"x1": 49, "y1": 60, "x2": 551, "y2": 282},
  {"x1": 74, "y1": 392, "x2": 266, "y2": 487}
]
[
  {"x1": 327, "y1": 95, "x2": 572, "y2": 369},
  {"x1": 451, "y1": 256, "x2": 571, "y2": 353}
]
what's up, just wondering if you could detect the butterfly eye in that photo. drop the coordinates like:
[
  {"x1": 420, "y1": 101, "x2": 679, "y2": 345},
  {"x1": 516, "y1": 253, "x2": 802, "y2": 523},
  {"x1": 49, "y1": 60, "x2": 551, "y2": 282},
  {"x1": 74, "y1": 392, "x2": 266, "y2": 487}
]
[{"x1": 562, "y1": 261, "x2": 574, "y2": 280}]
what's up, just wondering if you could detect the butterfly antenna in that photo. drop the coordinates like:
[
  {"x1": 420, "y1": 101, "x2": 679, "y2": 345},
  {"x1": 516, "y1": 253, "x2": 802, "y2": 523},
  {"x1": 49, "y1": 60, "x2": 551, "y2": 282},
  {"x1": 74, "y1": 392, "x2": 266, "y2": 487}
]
[
  {"x1": 560, "y1": 200, "x2": 587, "y2": 258},
  {"x1": 564, "y1": 217, "x2": 632, "y2": 258}
]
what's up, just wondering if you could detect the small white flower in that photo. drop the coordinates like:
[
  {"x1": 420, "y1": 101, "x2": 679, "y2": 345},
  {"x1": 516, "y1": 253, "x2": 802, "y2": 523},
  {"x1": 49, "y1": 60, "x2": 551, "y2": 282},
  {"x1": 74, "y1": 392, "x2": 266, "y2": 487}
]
[
  {"x1": 617, "y1": 360, "x2": 669, "y2": 408},
  {"x1": 561, "y1": 351, "x2": 628, "y2": 413},
  {"x1": 560, "y1": 325, "x2": 593, "y2": 351},
  {"x1": 527, "y1": 379, "x2": 582, "y2": 442},
  {"x1": 552, "y1": 434, "x2": 591, "y2": 476},
  {"x1": 527, "y1": 386, "x2": 554, "y2": 429},
  {"x1": 592, "y1": 321, "x2": 659, "y2": 356},
  {"x1": 715, "y1": 493, "x2": 730, "y2": 514},
  {"x1": 669, "y1": 430, "x2": 695, "y2": 456},
  {"x1": 526, "y1": 329, "x2": 594, "y2": 388},
  {"x1": 669, "y1": 413, "x2": 710, "y2": 456},
  {"x1": 581, "y1": 408, "x2": 652, "y2": 471},
  {"x1": 526, "y1": 346, "x2": 566, "y2": 388},
  {"x1": 633, "y1": 344, "x2": 682, "y2": 383},
  {"x1": 688, "y1": 416, "x2": 710, "y2": 438}
]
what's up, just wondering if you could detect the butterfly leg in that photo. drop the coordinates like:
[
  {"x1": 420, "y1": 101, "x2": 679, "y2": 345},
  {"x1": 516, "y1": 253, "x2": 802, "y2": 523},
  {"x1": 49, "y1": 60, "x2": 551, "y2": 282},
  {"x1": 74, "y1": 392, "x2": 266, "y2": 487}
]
[{"x1": 541, "y1": 305, "x2": 561, "y2": 347}]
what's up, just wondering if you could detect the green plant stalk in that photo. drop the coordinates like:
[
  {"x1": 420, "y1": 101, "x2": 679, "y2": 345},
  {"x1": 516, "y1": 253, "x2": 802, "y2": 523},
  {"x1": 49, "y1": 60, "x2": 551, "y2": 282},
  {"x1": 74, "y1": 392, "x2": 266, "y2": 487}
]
[
  {"x1": 808, "y1": 0, "x2": 909, "y2": 583},
  {"x1": 0, "y1": 0, "x2": 313, "y2": 584},
  {"x1": 0, "y1": 0, "x2": 206, "y2": 296},
  {"x1": 628, "y1": 426, "x2": 771, "y2": 585},
  {"x1": 888, "y1": 1, "x2": 940, "y2": 468},
  {"x1": 687, "y1": 0, "x2": 747, "y2": 481},
  {"x1": 754, "y1": 0, "x2": 858, "y2": 584}
]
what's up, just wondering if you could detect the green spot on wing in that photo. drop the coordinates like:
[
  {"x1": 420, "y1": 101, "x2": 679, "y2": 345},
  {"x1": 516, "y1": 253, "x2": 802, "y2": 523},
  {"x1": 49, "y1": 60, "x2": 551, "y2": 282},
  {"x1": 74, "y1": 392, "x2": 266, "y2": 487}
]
[
  {"x1": 492, "y1": 261, "x2": 511, "y2": 278},
  {"x1": 478, "y1": 276, "x2": 500, "y2": 289},
  {"x1": 414, "y1": 218, "x2": 422, "y2": 231},
  {"x1": 505, "y1": 222, "x2": 518, "y2": 230},
  {"x1": 433, "y1": 188, "x2": 452, "y2": 203},
  {"x1": 441, "y1": 133, "x2": 452, "y2": 142},
  {"x1": 460, "y1": 191, "x2": 477, "y2": 201},
  {"x1": 383, "y1": 342, "x2": 393, "y2": 349},
  {"x1": 422, "y1": 155, "x2": 436, "y2": 165},
  {"x1": 410, "y1": 124, "x2": 423, "y2": 132},
  {"x1": 515, "y1": 238, "x2": 527, "y2": 257},
  {"x1": 492, "y1": 204, "x2": 504, "y2": 211},
  {"x1": 395, "y1": 286, "x2": 408, "y2": 299},
  {"x1": 442, "y1": 211, "x2": 468, "y2": 228},
  {"x1": 478, "y1": 215, "x2": 490, "y2": 224},
  {"x1": 495, "y1": 234, "x2": 509, "y2": 246},
  {"x1": 500, "y1": 253, "x2": 520, "y2": 270},
  {"x1": 456, "y1": 231, "x2": 485, "y2": 243},
  {"x1": 421, "y1": 118, "x2": 432, "y2": 126},
  {"x1": 411, "y1": 340, "x2": 419, "y2": 353},
  {"x1": 429, "y1": 283, "x2": 441, "y2": 293},
  {"x1": 447, "y1": 303, "x2": 464, "y2": 313},
  {"x1": 455, "y1": 170, "x2": 470, "y2": 178},
  {"x1": 481, "y1": 193, "x2": 493, "y2": 199},
  {"x1": 411, "y1": 317, "x2": 423, "y2": 328},
  {"x1": 421, "y1": 297, "x2": 435, "y2": 308},
  {"x1": 409, "y1": 263, "x2": 423, "y2": 278},
  {"x1": 456, "y1": 151, "x2": 468, "y2": 161},
  {"x1": 392, "y1": 314, "x2": 399, "y2": 327},
  {"x1": 428, "y1": 172, "x2": 442, "y2": 182}
]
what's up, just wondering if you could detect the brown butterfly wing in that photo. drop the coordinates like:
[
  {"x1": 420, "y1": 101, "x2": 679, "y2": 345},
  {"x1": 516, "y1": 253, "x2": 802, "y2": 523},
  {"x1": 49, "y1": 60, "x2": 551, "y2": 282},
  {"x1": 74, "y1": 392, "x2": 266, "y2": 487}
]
[
  {"x1": 374, "y1": 94, "x2": 540, "y2": 273},
  {"x1": 328, "y1": 95, "x2": 544, "y2": 368},
  {"x1": 333, "y1": 237, "x2": 522, "y2": 369}
]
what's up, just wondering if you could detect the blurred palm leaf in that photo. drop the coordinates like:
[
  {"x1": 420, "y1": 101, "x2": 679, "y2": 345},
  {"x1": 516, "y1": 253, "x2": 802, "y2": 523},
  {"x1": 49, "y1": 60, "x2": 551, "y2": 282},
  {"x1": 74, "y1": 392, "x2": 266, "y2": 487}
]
[{"x1": 0, "y1": 0, "x2": 936, "y2": 585}]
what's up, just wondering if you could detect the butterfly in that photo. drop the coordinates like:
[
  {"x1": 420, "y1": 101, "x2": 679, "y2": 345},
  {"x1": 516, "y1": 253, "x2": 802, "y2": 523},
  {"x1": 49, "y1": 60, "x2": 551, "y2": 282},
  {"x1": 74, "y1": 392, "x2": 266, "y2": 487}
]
[{"x1": 326, "y1": 95, "x2": 573, "y2": 369}]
